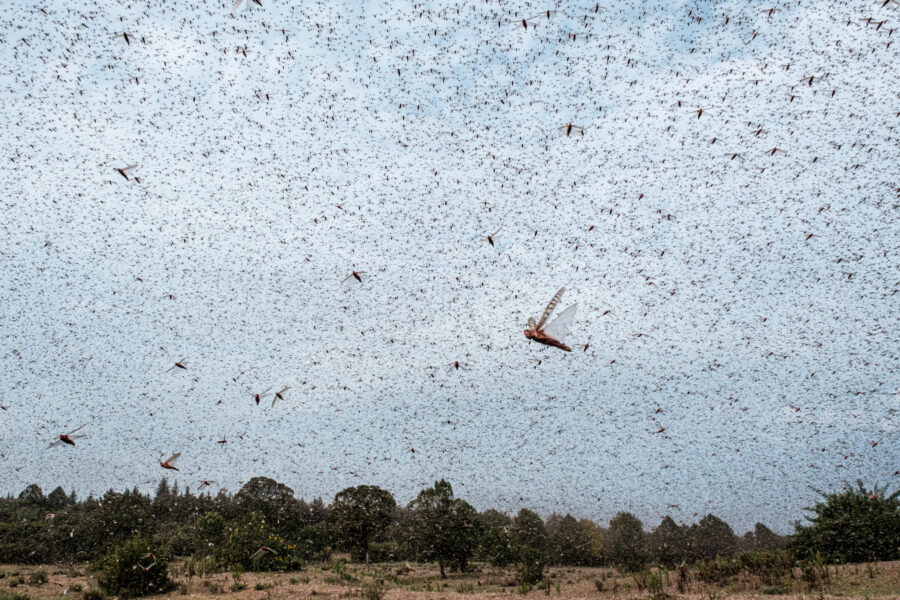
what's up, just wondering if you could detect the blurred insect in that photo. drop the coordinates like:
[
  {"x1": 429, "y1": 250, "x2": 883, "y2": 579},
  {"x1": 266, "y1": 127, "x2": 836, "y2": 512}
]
[
  {"x1": 252, "y1": 387, "x2": 271, "y2": 405},
  {"x1": 342, "y1": 271, "x2": 367, "y2": 284},
  {"x1": 199, "y1": 480, "x2": 216, "y2": 488},
  {"x1": 115, "y1": 165, "x2": 137, "y2": 180},
  {"x1": 164, "y1": 359, "x2": 187, "y2": 373},
  {"x1": 113, "y1": 32, "x2": 134, "y2": 45},
  {"x1": 49, "y1": 424, "x2": 87, "y2": 448},
  {"x1": 232, "y1": 0, "x2": 262, "y2": 9},
  {"x1": 487, "y1": 227, "x2": 501, "y2": 247},
  {"x1": 524, "y1": 288, "x2": 577, "y2": 352},
  {"x1": 137, "y1": 553, "x2": 157, "y2": 571},
  {"x1": 250, "y1": 545, "x2": 277, "y2": 561},
  {"x1": 272, "y1": 386, "x2": 290, "y2": 407},
  {"x1": 513, "y1": 11, "x2": 555, "y2": 30},
  {"x1": 159, "y1": 452, "x2": 180, "y2": 470},
  {"x1": 560, "y1": 123, "x2": 584, "y2": 137}
]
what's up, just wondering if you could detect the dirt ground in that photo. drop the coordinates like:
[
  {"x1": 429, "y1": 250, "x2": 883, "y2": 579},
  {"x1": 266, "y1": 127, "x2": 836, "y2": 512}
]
[{"x1": 2, "y1": 560, "x2": 898, "y2": 600}]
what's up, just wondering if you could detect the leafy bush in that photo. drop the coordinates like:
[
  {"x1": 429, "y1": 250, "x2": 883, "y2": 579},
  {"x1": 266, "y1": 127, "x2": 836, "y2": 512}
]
[
  {"x1": 82, "y1": 589, "x2": 105, "y2": 600},
  {"x1": 216, "y1": 513, "x2": 303, "y2": 571},
  {"x1": 26, "y1": 571, "x2": 46, "y2": 586},
  {"x1": 98, "y1": 536, "x2": 172, "y2": 598},
  {"x1": 516, "y1": 547, "x2": 545, "y2": 585},
  {"x1": 792, "y1": 481, "x2": 900, "y2": 562}
]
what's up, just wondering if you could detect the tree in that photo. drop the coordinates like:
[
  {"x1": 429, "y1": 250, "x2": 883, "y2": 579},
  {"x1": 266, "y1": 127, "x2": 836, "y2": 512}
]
[
  {"x1": 327, "y1": 485, "x2": 396, "y2": 562},
  {"x1": 692, "y1": 514, "x2": 737, "y2": 559},
  {"x1": 511, "y1": 509, "x2": 547, "y2": 552},
  {"x1": 792, "y1": 481, "x2": 900, "y2": 562},
  {"x1": 606, "y1": 512, "x2": 647, "y2": 572},
  {"x1": 546, "y1": 513, "x2": 592, "y2": 565},
  {"x1": 407, "y1": 480, "x2": 480, "y2": 577},
  {"x1": 648, "y1": 516, "x2": 687, "y2": 567},
  {"x1": 18, "y1": 484, "x2": 45, "y2": 508},
  {"x1": 578, "y1": 519, "x2": 605, "y2": 566},
  {"x1": 477, "y1": 510, "x2": 515, "y2": 566},
  {"x1": 754, "y1": 523, "x2": 788, "y2": 550},
  {"x1": 234, "y1": 477, "x2": 300, "y2": 534}
]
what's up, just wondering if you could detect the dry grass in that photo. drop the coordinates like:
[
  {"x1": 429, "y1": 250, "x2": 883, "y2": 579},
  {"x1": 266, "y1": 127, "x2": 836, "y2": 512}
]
[{"x1": 1, "y1": 560, "x2": 898, "y2": 600}]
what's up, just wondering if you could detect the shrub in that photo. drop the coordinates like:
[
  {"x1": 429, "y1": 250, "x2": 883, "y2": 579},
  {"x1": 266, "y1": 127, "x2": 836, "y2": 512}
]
[
  {"x1": 792, "y1": 481, "x2": 900, "y2": 562},
  {"x1": 26, "y1": 571, "x2": 46, "y2": 586},
  {"x1": 361, "y1": 579, "x2": 386, "y2": 600},
  {"x1": 516, "y1": 548, "x2": 545, "y2": 586},
  {"x1": 98, "y1": 536, "x2": 172, "y2": 598}
]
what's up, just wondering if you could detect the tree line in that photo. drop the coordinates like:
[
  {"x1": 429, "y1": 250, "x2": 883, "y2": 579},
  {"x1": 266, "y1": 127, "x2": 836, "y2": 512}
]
[{"x1": 1, "y1": 478, "x2": 896, "y2": 573}]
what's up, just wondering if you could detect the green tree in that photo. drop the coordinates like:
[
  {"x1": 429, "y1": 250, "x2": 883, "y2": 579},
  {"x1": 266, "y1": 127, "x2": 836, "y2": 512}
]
[
  {"x1": 578, "y1": 518, "x2": 605, "y2": 566},
  {"x1": 792, "y1": 481, "x2": 900, "y2": 562},
  {"x1": 546, "y1": 513, "x2": 591, "y2": 565},
  {"x1": 606, "y1": 511, "x2": 647, "y2": 572},
  {"x1": 692, "y1": 514, "x2": 737, "y2": 559},
  {"x1": 754, "y1": 523, "x2": 788, "y2": 550},
  {"x1": 477, "y1": 510, "x2": 516, "y2": 566},
  {"x1": 648, "y1": 516, "x2": 687, "y2": 567},
  {"x1": 327, "y1": 485, "x2": 396, "y2": 562},
  {"x1": 234, "y1": 477, "x2": 301, "y2": 534},
  {"x1": 407, "y1": 480, "x2": 479, "y2": 577}
]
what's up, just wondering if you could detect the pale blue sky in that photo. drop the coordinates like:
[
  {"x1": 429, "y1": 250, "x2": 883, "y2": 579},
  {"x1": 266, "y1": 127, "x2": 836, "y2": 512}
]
[{"x1": 0, "y1": 0, "x2": 898, "y2": 534}]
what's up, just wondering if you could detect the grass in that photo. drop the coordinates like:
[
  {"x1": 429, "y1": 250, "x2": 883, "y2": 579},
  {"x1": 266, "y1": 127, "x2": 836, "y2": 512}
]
[{"x1": 0, "y1": 560, "x2": 896, "y2": 600}]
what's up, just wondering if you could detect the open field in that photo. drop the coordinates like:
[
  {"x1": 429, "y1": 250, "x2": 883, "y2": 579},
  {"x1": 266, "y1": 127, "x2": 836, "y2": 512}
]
[{"x1": 1, "y1": 561, "x2": 898, "y2": 600}]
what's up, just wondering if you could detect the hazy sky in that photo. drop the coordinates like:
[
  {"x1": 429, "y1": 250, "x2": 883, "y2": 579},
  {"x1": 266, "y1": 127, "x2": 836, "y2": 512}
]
[{"x1": 1, "y1": 0, "x2": 898, "y2": 534}]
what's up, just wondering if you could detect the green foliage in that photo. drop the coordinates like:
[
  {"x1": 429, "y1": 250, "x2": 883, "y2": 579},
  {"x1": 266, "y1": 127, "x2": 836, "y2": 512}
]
[
  {"x1": 234, "y1": 478, "x2": 302, "y2": 536},
  {"x1": 477, "y1": 510, "x2": 515, "y2": 567},
  {"x1": 649, "y1": 517, "x2": 688, "y2": 568},
  {"x1": 217, "y1": 512, "x2": 303, "y2": 571},
  {"x1": 327, "y1": 485, "x2": 396, "y2": 562},
  {"x1": 406, "y1": 480, "x2": 480, "y2": 577},
  {"x1": 515, "y1": 547, "x2": 545, "y2": 585},
  {"x1": 26, "y1": 570, "x2": 47, "y2": 585},
  {"x1": 545, "y1": 514, "x2": 592, "y2": 566},
  {"x1": 792, "y1": 481, "x2": 900, "y2": 562},
  {"x1": 606, "y1": 512, "x2": 647, "y2": 572},
  {"x1": 82, "y1": 591, "x2": 105, "y2": 600},
  {"x1": 632, "y1": 569, "x2": 666, "y2": 600},
  {"x1": 691, "y1": 515, "x2": 737, "y2": 560},
  {"x1": 98, "y1": 536, "x2": 172, "y2": 598}
]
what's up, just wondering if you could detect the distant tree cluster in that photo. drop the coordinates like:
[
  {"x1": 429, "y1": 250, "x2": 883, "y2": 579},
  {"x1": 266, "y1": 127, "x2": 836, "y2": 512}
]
[{"x1": 2, "y1": 477, "x2": 894, "y2": 578}]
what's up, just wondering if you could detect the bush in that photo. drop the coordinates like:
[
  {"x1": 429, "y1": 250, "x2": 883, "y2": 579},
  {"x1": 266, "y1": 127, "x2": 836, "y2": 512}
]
[
  {"x1": 26, "y1": 571, "x2": 46, "y2": 586},
  {"x1": 217, "y1": 513, "x2": 303, "y2": 571},
  {"x1": 98, "y1": 536, "x2": 172, "y2": 598},
  {"x1": 516, "y1": 548, "x2": 545, "y2": 585},
  {"x1": 361, "y1": 579, "x2": 386, "y2": 600},
  {"x1": 82, "y1": 589, "x2": 105, "y2": 600},
  {"x1": 792, "y1": 481, "x2": 900, "y2": 562}
]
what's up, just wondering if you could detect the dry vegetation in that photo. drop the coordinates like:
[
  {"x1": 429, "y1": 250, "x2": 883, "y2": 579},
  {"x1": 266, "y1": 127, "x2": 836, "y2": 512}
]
[{"x1": 1, "y1": 560, "x2": 898, "y2": 600}]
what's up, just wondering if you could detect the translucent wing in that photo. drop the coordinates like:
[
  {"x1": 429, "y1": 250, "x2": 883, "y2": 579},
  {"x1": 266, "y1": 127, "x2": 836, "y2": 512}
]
[
  {"x1": 536, "y1": 287, "x2": 565, "y2": 329},
  {"x1": 232, "y1": 0, "x2": 244, "y2": 9},
  {"x1": 166, "y1": 452, "x2": 180, "y2": 464},
  {"x1": 542, "y1": 304, "x2": 577, "y2": 340},
  {"x1": 67, "y1": 424, "x2": 87, "y2": 436}
]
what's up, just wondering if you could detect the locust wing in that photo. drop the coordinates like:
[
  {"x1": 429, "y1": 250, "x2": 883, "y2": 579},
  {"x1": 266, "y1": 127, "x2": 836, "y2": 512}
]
[
  {"x1": 536, "y1": 287, "x2": 565, "y2": 329},
  {"x1": 541, "y1": 304, "x2": 577, "y2": 341}
]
